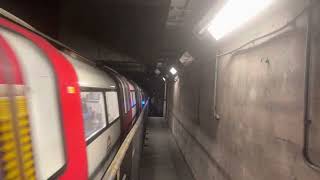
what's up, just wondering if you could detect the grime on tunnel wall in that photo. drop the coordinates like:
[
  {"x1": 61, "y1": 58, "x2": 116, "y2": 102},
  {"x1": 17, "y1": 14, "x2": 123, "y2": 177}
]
[{"x1": 166, "y1": 0, "x2": 320, "y2": 179}]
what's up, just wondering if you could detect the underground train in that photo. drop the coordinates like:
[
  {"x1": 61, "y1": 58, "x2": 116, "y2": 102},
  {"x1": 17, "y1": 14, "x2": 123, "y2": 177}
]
[{"x1": 0, "y1": 12, "x2": 146, "y2": 180}]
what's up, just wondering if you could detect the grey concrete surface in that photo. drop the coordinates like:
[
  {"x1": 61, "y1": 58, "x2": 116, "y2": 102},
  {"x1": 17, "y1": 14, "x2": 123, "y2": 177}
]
[{"x1": 140, "y1": 117, "x2": 194, "y2": 180}]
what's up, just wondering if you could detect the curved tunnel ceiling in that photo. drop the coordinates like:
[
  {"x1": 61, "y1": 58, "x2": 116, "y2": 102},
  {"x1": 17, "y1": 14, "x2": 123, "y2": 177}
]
[
  {"x1": 1, "y1": 0, "x2": 215, "y2": 92},
  {"x1": 60, "y1": 0, "x2": 171, "y2": 64}
]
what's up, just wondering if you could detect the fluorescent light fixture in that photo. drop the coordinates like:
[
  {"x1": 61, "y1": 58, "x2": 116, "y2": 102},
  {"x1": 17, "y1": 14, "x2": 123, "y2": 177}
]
[
  {"x1": 170, "y1": 67, "x2": 177, "y2": 75},
  {"x1": 162, "y1": 77, "x2": 166, "y2": 81},
  {"x1": 110, "y1": 85, "x2": 116, "y2": 88},
  {"x1": 207, "y1": 0, "x2": 272, "y2": 40}
]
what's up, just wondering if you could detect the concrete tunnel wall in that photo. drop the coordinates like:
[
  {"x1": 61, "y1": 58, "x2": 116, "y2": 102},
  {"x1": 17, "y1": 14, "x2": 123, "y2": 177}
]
[{"x1": 166, "y1": 0, "x2": 320, "y2": 179}]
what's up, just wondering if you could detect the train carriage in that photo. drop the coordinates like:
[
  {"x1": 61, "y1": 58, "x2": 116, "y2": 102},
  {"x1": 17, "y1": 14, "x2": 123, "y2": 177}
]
[
  {"x1": 62, "y1": 52, "x2": 122, "y2": 179},
  {"x1": 0, "y1": 21, "x2": 82, "y2": 179},
  {"x1": 0, "y1": 14, "x2": 146, "y2": 180},
  {"x1": 103, "y1": 68, "x2": 142, "y2": 138}
]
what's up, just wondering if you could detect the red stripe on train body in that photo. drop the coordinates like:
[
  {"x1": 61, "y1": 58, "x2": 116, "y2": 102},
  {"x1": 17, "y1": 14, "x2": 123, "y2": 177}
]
[{"x1": 0, "y1": 18, "x2": 88, "y2": 179}]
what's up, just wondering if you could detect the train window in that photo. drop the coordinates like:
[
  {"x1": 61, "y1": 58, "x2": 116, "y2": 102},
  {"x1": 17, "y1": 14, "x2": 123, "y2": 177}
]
[
  {"x1": 119, "y1": 80, "x2": 128, "y2": 113},
  {"x1": 120, "y1": 78, "x2": 129, "y2": 113},
  {"x1": 124, "y1": 83, "x2": 131, "y2": 111},
  {"x1": 130, "y1": 91, "x2": 136, "y2": 107},
  {"x1": 105, "y1": 91, "x2": 120, "y2": 123},
  {"x1": 80, "y1": 92, "x2": 107, "y2": 140},
  {"x1": 123, "y1": 89, "x2": 128, "y2": 113},
  {"x1": 126, "y1": 88, "x2": 130, "y2": 111}
]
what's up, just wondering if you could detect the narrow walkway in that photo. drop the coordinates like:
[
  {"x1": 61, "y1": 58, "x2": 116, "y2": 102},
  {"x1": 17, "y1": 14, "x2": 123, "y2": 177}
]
[{"x1": 140, "y1": 117, "x2": 194, "y2": 180}]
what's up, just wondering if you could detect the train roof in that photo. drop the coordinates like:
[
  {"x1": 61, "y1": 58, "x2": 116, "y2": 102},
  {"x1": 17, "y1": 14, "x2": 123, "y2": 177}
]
[{"x1": 62, "y1": 52, "x2": 117, "y2": 90}]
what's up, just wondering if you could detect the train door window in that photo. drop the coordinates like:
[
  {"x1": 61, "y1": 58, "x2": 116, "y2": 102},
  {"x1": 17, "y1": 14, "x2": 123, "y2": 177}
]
[
  {"x1": 80, "y1": 92, "x2": 107, "y2": 140},
  {"x1": 130, "y1": 91, "x2": 137, "y2": 119},
  {"x1": 119, "y1": 80, "x2": 128, "y2": 113},
  {"x1": 124, "y1": 81, "x2": 130, "y2": 112},
  {"x1": 125, "y1": 86, "x2": 129, "y2": 112},
  {"x1": 105, "y1": 91, "x2": 120, "y2": 124},
  {"x1": 133, "y1": 92, "x2": 136, "y2": 106},
  {"x1": 130, "y1": 91, "x2": 136, "y2": 107}
]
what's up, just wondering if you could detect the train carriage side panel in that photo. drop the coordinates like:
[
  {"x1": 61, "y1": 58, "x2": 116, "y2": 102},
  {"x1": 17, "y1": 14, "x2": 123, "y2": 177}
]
[
  {"x1": 119, "y1": 76, "x2": 133, "y2": 136},
  {"x1": 138, "y1": 88, "x2": 143, "y2": 111},
  {"x1": 0, "y1": 34, "x2": 37, "y2": 180},
  {"x1": 104, "y1": 69, "x2": 132, "y2": 138},
  {"x1": 63, "y1": 53, "x2": 121, "y2": 179},
  {"x1": 0, "y1": 18, "x2": 88, "y2": 179},
  {"x1": 0, "y1": 27, "x2": 67, "y2": 179},
  {"x1": 128, "y1": 82, "x2": 137, "y2": 124},
  {"x1": 130, "y1": 81, "x2": 142, "y2": 114},
  {"x1": 105, "y1": 70, "x2": 128, "y2": 138}
]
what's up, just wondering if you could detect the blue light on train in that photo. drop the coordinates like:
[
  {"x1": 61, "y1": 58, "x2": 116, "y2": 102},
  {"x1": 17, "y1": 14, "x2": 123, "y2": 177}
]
[{"x1": 142, "y1": 100, "x2": 145, "y2": 106}]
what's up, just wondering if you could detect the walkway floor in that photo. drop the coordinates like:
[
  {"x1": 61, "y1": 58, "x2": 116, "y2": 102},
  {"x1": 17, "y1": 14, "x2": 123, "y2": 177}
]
[{"x1": 140, "y1": 117, "x2": 194, "y2": 180}]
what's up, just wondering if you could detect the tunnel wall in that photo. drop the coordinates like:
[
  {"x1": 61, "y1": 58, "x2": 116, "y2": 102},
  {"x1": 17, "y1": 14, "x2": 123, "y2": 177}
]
[{"x1": 166, "y1": 0, "x2": 320, "y2": 179}]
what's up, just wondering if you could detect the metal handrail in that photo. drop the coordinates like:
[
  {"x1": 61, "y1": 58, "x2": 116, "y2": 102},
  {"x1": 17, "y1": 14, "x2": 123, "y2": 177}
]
[{"x1": 103, "y1": 100, "x2": 149, "y2": 180}]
